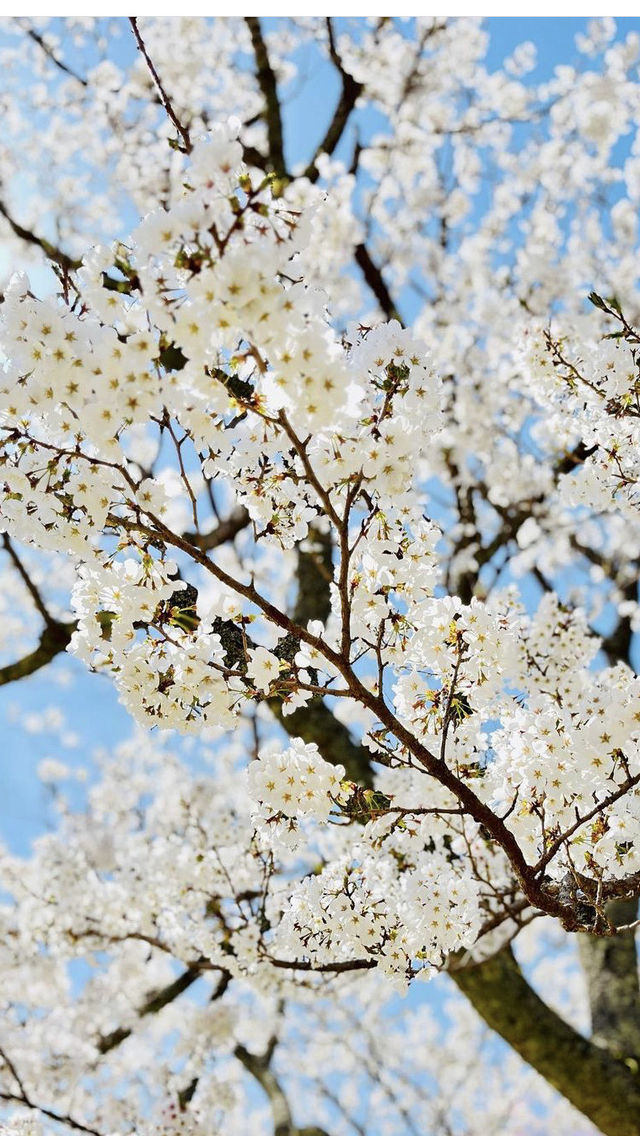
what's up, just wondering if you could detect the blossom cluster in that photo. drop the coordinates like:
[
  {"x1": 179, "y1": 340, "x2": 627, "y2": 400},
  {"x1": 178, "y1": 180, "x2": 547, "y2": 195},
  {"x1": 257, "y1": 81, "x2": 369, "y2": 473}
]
[
  {"x1": 523, "y1": 316, "x2": 640, "y2": 518},
  {"x1": 248, "y1": 739, "x2": 345, "y2": 847},
  {"x1": 3, "y1": 16, "x2": 640, "y2": 1134},
  {"x1": 1, "y1": 132, "x2": 640, "y2": 937}
]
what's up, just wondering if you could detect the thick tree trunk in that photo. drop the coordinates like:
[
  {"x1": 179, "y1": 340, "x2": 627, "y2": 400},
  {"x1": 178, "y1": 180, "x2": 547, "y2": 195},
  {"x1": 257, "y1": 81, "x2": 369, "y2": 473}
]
[
  {"x1": 451, "y1": 946, "x2": 640, "y2": 1136},
  {"x1": 578, "y1": 898, "x2": 640, "y2": 1060}
]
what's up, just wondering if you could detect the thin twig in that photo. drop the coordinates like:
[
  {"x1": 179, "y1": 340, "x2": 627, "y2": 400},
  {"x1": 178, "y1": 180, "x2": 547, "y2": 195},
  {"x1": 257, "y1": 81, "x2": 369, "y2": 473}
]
[
  {"x1": 129, "y1": 17, "x2": 191, "y2": 153},
  {"x1": 21, "y1": 21, "x2": 88, "y2": 85},
  {"x1": 0, "y1": 1043, "x2": 104, "y2": 1136},
  {"x1": 2, "y1": 533, "x2": 57, "y2": 627}
]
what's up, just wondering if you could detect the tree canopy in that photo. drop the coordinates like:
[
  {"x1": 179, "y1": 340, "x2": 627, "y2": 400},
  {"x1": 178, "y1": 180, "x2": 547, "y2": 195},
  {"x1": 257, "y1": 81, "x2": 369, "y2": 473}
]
[{"x1": 1, "y1": 16, "x2": 640, "y2": 1136}]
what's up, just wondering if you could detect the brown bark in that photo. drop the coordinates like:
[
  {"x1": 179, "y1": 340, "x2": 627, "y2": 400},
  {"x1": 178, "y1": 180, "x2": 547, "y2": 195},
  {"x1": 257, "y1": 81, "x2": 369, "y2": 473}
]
[
  {"x1": 452, "y1": 946, "x2": 640, "y2": 1136},
  {"x1": 578, "y1": 899, "x2": 640, "y2": 1060}
]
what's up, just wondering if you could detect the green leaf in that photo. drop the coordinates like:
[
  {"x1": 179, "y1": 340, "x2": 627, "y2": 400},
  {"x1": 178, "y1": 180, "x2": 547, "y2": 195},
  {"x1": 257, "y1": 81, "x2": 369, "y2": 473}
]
[{"x1": 588, "y1": 291, "x2": 607, "y2": 311}]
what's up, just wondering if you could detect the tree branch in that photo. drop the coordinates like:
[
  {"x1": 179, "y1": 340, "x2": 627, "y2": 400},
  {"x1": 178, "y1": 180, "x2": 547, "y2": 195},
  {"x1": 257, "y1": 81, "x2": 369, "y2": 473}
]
[
  {"x1": 354, "y1": 243, "x2": 403, "y2": 324},
  {"x1": 20, "y1": 21, "x2": 88, "y2": 86},
  {"x1": 268, "y1": 956, "x2": 376, "y2": 974},
  {"x1": 129, "y1": 17, "x2": 192, "y2": 153},
  {"x1": 303, "y1": 19, "x2": 362, "y2": 183},
  {"x1": 451, "y1": 946, "x2": 640, "y2": 1136},
  {"x1": 183, "y1": 505, "x2": 250, "y2": 551},
  {"x1": 0, "y1": 620, "x2": 76, "y2": 686},
  {"x1": 578, "y1": 898, "x2": 640, "y2": 1060},
  {"x1": 2, "y1": 533, "x2": 58, "y2": 627},
  {"x1": 0, "y1": 1044, "x2": 104, "y2": 1136},
  {"x1": 235, "y1": 1042, "x2": 296, "y2": 1136},
  {"x1": 97, "y1": 965, "x2": 229, "y2": 1054},
  {"x1": 235, "y1": 1040, "x2": 332, "y2": 1136},
  {"x1": 244, "y1": 17, "x2": 287, "y2": 179},
  {"x1": 0, "y1": 509, "x2": 253, "y2": 689},
  {"x1": 271, "y1": 522, "x2": 373, "y2": 785},
  {"x1": 0, "y1": 198, "x2": 81, "y2": 274}
]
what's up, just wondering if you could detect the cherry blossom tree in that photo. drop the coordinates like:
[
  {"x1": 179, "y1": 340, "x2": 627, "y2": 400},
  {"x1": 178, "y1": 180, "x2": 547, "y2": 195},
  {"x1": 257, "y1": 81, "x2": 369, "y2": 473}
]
[{"x1": 1, "y1": 16, "x2": 640, "y2": 1136}]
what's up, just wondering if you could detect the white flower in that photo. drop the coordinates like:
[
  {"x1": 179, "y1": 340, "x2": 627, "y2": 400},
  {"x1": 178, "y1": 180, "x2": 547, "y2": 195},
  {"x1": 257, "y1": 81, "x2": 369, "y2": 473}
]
[{"x1": 247, "y1": 646, "x2": 281, "y2": 694}]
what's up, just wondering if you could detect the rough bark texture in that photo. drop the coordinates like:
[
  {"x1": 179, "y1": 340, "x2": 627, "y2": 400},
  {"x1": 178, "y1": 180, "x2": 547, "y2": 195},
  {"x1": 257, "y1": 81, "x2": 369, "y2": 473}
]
[
  {"x1": 452, "y1": 946, "x2": 640, "y2": 1136},
  {"x1": 578, "y1": 898, "x2": 640, "y2": 1060},
  {"x1": 293, "y1": 526, "x2": 333, "y2": 627}
]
